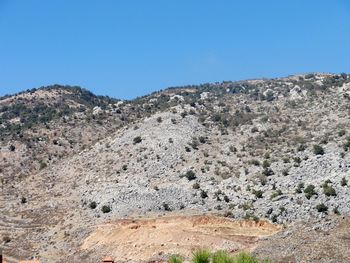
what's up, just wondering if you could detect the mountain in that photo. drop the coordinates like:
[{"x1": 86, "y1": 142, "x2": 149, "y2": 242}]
[{"x1": 1, "y1": 73, "x2": 350, "y2": 262}]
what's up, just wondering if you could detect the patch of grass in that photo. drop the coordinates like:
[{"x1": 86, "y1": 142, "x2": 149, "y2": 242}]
[
  {"x1": 212, "y1": 250, "x2": 233, "y2": 263},
  {"x1": 168, "y1": 251, "x2": 273, "y2": 263},
  {"x1": 193, "y1": 249, "x2": 211, "y2": 263},
  {"x1": 169, "y1": 255, "x2": 183, "y2": 263},
  {"x1": 232, "y1": 251, "x2": 274, "y2": 263}
]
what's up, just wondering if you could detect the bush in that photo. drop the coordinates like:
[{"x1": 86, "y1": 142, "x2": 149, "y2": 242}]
[
  {"x1": 338, "y1": 129, "x2": 346, "y2": 137},
  {"x1": 323, "y1": 184, "x2": 336, "y2": 197},
  {"x1": 185, "y1": 170, "x2": 197, "y2": 181},
  {"x1": 156, "y1": 116, "x2": 163, "y2": 123},
  {"x1": 200, "y1": 190, "x2": 208, "y2": 199},
  {"x1": 193, "y1": 249, "x2": 211, "y2": 263},
  {"x1": 39, "y1": 161, "x2": 47, "y2": 170},
  {"x1": 193, "y1": 182, "x2": 200, "y2": 189},
  {"x1": 163, "y1": 203, "x2": 171, "y2": 211},
  {"x1": 250, "y1": 159, "x2": 260, "y2": 166},
  {"x1": 168, "y1": 255, "x2": 183, "y2": 263},
  {"x1": 270, "y1": 190, "x2": 282, "y2": 199},
  {"x1": 8, "y1": 145, "x2": 15, "y2": 151},
  {"x1": 341, "y1": 177, "x2": 348, "y2": 186},
  {"x1": 313, "y1": 145, "x2": 324, "y2": 155},
  {"x1": 295, "y1": 182, "x2": 304, "y2": 193},
  {"x1": 297, "y1": 144, "x2": 307, "y2": 152},
  {"x1": 2, "y1": 235, "x2": 11, "y2": 243},
  {"x1": 262, "y1": 168, "x2": 274, "y2": 176},
  {"x1": 101, "y1": 205, "x2": 111, "y2": 213},
  {"x1": 21, "y1": 197, "x2": 27, "y2": 204},
  {"x1": 89, "y1": 201, "x2": 97, "y2": 209},
  {"x1": 133, "y1": 136, "x2": 142, "y2": 144},
  {"x1": 304, "y1": 184, "x2": 317, "y2": 199},
  {"x1": 316, "y1": 203, "x2": 328, "y2": 213},
  {"x1": 199, "y1": 136, "x2": 207, "y2": 144},
  {"x1": 252, "y1": 189, "x2": 263, "y2": 198},
  {"x1": 262, "y1": 160, "x2": 270, "y2": 168}
]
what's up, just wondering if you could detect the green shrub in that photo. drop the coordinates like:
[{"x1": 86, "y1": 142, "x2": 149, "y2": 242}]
[
  {"x1": 323, "y1": 184, "x2": 336, "y2": 197},
  {"x1": 338, "y1": 129, "x2": 346, "y2": 137},
  {"x1": 193, "y1": 249, "x2": 211, "y2": 263},
  {"x1": 193, "y1": 182, "x2": 200, "y2": 189},
  {"x1": 89, "y1": 201, "x2": 97, "y2": 209},
  {"x1": 250, "y1": 159, "x2": 260, "y2": 166},
  {"x1": 39, "y1": 161, "x2": 47, "y2": 170},
  {"x1": 21, "y1": 197, "x2": 27, "y2": 204},
  {"x1": 101, "y1": 205, "x2": 111, "y2": 213},
  {"x1": 304, "y1": 184, "x2": 317, "y2": 199},
  {"x1": 315, "y1": 203, "x2": 328, "y2": 213},
  {"x1": 200, "y1": 190, "x2": 208, "y2": 199},
  {"x1": 333, "y1": 206, "x2": 340, "y2": 215},
  {"x1": 341, "y1": 177, "x2": 348, "y2": 186},
  {"x1": 252, "y1": 189, "x2": 263, "y2": 198},
  {"x1": 133, "y1": 136, "x2": 142, "y2": 144},
  {"x1": 8, "y1": 145, "x2": 15, "y2": 151},
  {"x1": 169, "y1": 255, "x2": 183, "y2": 263},
  {"x1": 262, "y1": 160, "x2": 270, "y2": 168},
  {"x1": 163, "y1": 203, "x2": 171, "y2": 211},
  {"x1": 185, "y1": 170, "x2": 197, "y2": 181},
  {"x1": 270, "y1": 190, "x2": 282, "y2": 199},
  {"x1": 262, "y1": 168, "x2": 274, "y2": 176},
  {"x1": 297, "y1": 144, "x2": 307, "y2": 152},
  {"x1": 313, "y1": 145, "x2": 324, "y2": 155},
  {"x1": 295, "y1": 182, "x2": 304, "y2": 193}
]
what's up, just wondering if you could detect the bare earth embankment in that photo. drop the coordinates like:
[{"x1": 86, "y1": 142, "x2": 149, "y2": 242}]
[{"x1": 80, "y1": 215, "x2": 281, "y2": 262}]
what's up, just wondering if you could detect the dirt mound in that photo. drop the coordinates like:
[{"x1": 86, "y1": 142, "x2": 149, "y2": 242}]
[{"x1": 81, "y1": 215, "x2": 281, "y2": 262}]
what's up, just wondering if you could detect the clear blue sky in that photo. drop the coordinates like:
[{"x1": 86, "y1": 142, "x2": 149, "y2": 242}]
[{"x1": 1, "y1": 0, "x2": 350, "y2": 99}]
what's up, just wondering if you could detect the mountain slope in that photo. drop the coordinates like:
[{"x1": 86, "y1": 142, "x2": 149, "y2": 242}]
[{"x1": 1, "y1": 73, "x2": 350, "y2": 262}]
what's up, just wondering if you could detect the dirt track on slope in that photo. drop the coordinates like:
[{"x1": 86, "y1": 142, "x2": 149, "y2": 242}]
[{"x1": 81, "y1": 215, "x2": 281, "y2": 262}]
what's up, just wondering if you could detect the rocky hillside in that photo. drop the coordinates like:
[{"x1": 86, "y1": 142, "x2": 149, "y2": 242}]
[{"x1": 1, "y1": 73, "x2": 350, "y2": 262}]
